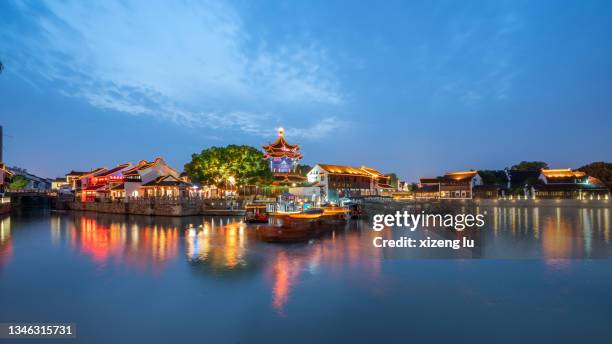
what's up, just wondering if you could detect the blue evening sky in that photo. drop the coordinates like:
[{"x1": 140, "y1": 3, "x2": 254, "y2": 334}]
[{"x1": 1, "y1": 0, "x2": 611, "y2": 181}]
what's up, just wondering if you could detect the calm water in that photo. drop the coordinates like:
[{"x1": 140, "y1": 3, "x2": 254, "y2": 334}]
[{"x1": 1, "y1": 206, "x2": 612, "y2": 343}]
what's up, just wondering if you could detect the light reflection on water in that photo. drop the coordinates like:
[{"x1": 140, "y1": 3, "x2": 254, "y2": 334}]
[
  {"x1": 0, "y1": 216, "x2": 11, "y2": 267},
  {"x1": 482, "y1": 206, "x2": 611, "y2": 259},
  {"x1": 1, "y1": 206, "x2": 612, "y2": 341}
]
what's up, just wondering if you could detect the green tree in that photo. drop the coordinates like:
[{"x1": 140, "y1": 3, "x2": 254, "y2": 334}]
[
  {"x1": 577, "y1": 162, "x2": 612, "y2": 182},
  {"x1": 296, "y1": 164, "x2": 312, "y2": 176},
  {"x1": 184, "y1": 145, "x2": 273, "y2": 188},
  {"x1": 386, "y1": 173, "x2": 399, "y2": 188},
  {"x1": 9, "y1": 175, "x2": 28, "y2": 189},
  {"x1": 511, "y1": 161, "x2": 548, "y2": 171}
]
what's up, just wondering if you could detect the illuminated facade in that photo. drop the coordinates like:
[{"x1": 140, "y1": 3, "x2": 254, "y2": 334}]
[
  {"x1": 535, "y1": 168, "x2": 610, "y2": 199},
  {"x1": 262, "y1": 128, "x2": 306, "y2": 185},
  {"x1": 414, "y1": 171, "x2": 483, "y2": 199},
  {"x1": 0, "y1": 162, "x2": 12, "y2": 194},
  {"x1": 307, "y1": 164, "x2": 393, "y2": 202}
]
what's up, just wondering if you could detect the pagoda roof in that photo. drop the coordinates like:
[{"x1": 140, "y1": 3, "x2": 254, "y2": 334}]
[
  {"x1": 271, "y1": 173, "x2": 307, "y2": 186},
  {"x1": 262, "y1": 129, "x2": 302, "y2": 160}
]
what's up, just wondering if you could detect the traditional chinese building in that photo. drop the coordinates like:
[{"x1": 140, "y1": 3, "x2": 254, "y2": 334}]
[
  {"x1": 414, "y1": 177, "x2": 440, "y2": 199},
  {"x1": 122, "y1": 158, "x2": 182, "y2": 198},
  {"x1": 140, "y1": 175, "x2": 191, "y2": 197},
  {"x1": 262, "y1": 128, "x2": 306, "y2": 186},
  {"x1": 414, "y1": 171, "x2": 483, "y2": 199},
  {"x1": 534, "y1": 168, "x2": 609, "y2": 199},
  {"x1": 306, "y1": 164, "x2": 392, "y2": 203},
  {"x1": 0, "y1": 163, "x2": 12, "y2": 194},
  {"x1": 78, "y1": 164, "x2": 131, "y2": 201}
]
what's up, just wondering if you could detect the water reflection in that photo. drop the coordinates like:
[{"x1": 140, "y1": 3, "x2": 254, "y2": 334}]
[
  {"x1": 52, "y1": 214, "x2": 180, "y2": 272},
  {"x1": 483, "y1": 206, "x2": 612, "y2": 259},
  {"x1": 185, "y1": 218, "x2": 249, "y2": 271},
  {"x1": 184, "y1": 220, "x2": 384, "y2": 314},
  {"x1": 4, "y1": 205, "x2": 612, "y2": 316},
  {"x1": 0, "y1": 216, "x2": 11, "y2": 267}
]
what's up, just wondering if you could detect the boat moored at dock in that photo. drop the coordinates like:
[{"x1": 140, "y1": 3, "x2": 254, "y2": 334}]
[{"x1": 256, "y1": 207, "x2": 350, "y2": 242}]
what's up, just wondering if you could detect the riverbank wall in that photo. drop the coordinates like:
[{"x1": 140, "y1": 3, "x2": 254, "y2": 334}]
[{"x1": 53, "y1": 198, "x2": 246, "y2": 217}]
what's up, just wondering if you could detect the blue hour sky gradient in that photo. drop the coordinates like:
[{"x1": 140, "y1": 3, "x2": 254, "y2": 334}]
[{"x1": 1, "y1": 0, "x2": 611, "y2": 181}]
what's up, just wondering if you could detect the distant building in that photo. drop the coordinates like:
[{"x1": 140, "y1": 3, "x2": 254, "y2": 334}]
[
  {"x1": 140, "y1": 175, "x2": 191, "y2": 197},
  {"x1": 262, "y1": 128, "x2": 306, "y2": 186},
  {"x1": 77, "y1": 164, "x2": 131, "y2": 202},
  {"x1": 51, "y1": 177, "x2": 69, "y2": 191},
  {"x1": 415, "y1": 171, "x2": 485, "y2": 199},
  {"x1": 414, "y1": 177, "x2": 440, "y2": 199},
  {"x1": 306, "y1": 164, "x2": 392, "y2": 203},
  {"x1": 439, "y1": 171, "x2": 482, "y2": 199},
  {"x1": 0, "y1": 163, "x2": 12, "y2": 194},
  {"x1": 65, "y1": 170, "x2": 93, "y2": 190},
  {"x1": 7, "y1": 167, "x2": 51, "y2": 191},
  {"x1": 122, "y1": 158, "x2": 181, "y2": 198},
  {"x1": 534, "y1": 168, "x2": 609, "y2": 199}
]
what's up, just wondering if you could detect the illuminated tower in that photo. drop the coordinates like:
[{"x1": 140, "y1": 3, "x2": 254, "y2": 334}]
[{"x1": 262, "y1": 128, "x2": 305, "y2": 185}]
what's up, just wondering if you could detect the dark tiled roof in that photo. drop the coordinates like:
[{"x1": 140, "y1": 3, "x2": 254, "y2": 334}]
[
  {"x1": 141, "y1": 175, "x2": 190, "y2": 187},
  {"x1": 66, "y1": 170, "x2": 89, "y2": 176},
  {"x1": 95, "y1": 163, "x2": 130, "y2": 177}
]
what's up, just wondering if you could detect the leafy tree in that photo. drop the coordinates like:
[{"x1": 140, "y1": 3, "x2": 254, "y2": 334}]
[
  {"x1": 386, "y1": 173, "x2": 399, "y2": 188},
  {"x1": 478, "y1": 170, "x2": 508, "y2": 187},
  {"x1": 577, "y1": 162, "x2": 612, "y2": 182},
  {"x1": 9, "y1": 175, "x2": 28, "y2": 189},
  {"x1": 296, "y1": 164, "x2": 312, "y2": 176},
  {"x1": 184, "y1": 145, "x2": 273, "y2": 188},
  {"x1": 511, "y1": 161, "x2": 548, "y2": 171}
]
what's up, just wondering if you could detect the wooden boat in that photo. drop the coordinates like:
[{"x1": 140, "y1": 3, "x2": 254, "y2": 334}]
[
  {"x1": 256, "y1": 207, "x2": 350, "y2": 242},
  {"x1": 244, "y1": 204, "x2": 269, "y2": 223}
]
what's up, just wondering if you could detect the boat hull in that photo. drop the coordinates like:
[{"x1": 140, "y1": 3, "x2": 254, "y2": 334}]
[{"x1": 256, "y1": 213, "x2": 347, "y2": 242}]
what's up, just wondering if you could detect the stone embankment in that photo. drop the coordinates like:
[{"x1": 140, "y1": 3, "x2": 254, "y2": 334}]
[{"x1": 53, "y1": 197, "x2": 246, "y2": 216}]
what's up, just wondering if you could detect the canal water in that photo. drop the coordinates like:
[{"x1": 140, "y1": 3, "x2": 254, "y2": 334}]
[{"x1": 1, "y1": 206, "x2": 611, "y2": 343}]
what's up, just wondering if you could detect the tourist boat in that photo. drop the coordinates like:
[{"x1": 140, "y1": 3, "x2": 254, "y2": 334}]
[
  {"x1": 256, "y1": 207, "x2": 350, "y2": 242},
  {"x1": 244, "y1": 204, "x2": 270, "y2": 223}
]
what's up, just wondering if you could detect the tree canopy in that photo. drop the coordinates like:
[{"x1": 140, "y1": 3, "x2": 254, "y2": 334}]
[
  {"x1": 184, "y1": 145, "x2": 273, "y2": 188},
  {"x1": 577, "y1": 162, "x2": 612, "y2": 182},
  {"x1": 9, "y1": 175, "x2": 28, "y2": 189},
  {"x1": 510, "y1": 161, "x2": 548, "y2": 171},
  {"x1": 296, "y1": 164, "x2": 312, "y2": 176},
  {"x1": 386, "y1": 173, "x2": 399, "y2": 188}
]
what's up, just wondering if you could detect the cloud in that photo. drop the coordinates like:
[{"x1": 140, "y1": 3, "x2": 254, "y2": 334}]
[
  {"x1": 420, "y1": 6, "x2": 525, "y2": 107},
  {"x1": 0, "y1": 0, "x2": 345, "y2": 137}
]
